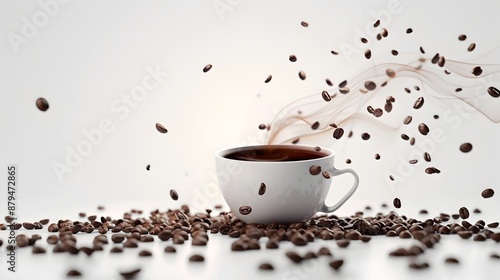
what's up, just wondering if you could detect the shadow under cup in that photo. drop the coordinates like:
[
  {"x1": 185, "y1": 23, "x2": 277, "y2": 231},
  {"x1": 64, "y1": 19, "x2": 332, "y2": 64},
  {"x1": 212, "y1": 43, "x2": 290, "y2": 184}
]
[{"x1": 215, "y1": 145, "x2": 359, "y2": 224}]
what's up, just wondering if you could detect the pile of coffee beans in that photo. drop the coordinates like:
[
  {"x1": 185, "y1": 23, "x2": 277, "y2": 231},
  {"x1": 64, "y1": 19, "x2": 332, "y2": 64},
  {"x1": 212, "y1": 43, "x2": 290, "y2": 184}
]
[{"x1": 2, "y1": 199, "x2": 499, "y2": 277}]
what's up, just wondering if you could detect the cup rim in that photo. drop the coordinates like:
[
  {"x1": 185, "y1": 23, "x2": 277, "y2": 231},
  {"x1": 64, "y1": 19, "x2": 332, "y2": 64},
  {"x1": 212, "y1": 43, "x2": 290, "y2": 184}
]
[{"x1": 215, "y1": 144, "x2": 334, "y2": 163}]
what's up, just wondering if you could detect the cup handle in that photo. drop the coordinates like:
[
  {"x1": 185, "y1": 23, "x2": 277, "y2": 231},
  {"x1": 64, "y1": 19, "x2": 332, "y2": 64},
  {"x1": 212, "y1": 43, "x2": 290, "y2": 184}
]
[{"x1": 319, "y1": 167, "x2": 359, "y2": 213}]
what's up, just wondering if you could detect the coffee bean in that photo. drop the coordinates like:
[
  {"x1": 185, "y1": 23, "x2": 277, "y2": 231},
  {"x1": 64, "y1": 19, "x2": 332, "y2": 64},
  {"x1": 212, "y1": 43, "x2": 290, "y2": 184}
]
[
  {"x1": 391, "y1": 50, "x2": 399, "y2": 56},
  {"x1": 458, "y1": 34, "x2": 467, "y2": 41},
  {"x1": 345, "y1": 159, "x2": 352, "y2": 164},
  {"x1": 311, "y1": 121, "x2": 320, "y2": 130},
  {"x1": 161, "y1": 246, "x2": 176, "y2": 254},
  {"x1": 425, "y1": 167, "x2": 440, "y2": 174},
  {"x1": 361, "y1": 133, "x2": 370, "y2": 140},
  {"x1": 285, "y1": 251, "x2": 303, "y2": 263},
  {"x1": 384, "y1": 102, "x2": 392, "y2": 113},
  {"x1": 431, "y1": 53, "x2": 440, "y2": 64},
  {"x1": 481, "y1": 188, "x2": 494, "y2": 198},
  {"x1": 110, "y1": 247, "x2": 123, "y2": 253},
  {"x1": 420, "y1": 46, "x2": 425, "y2": 54},
  {"x1": 289, "y1": 54, "x2": 297, "y2": 62},
  {"x1": 158, "y1": 230, "x2": 172, "y2": 241},
  {"x1": 413, "y1": 97, "x2": 424, "y2": 109},
  {"x1": 291, "y1": 234, "x2": 308, "y2": 246},
  {"x1": 203, "y1": 64, "x2": 212, "y2": 73},
  {"x1": 239, "y1": 206, "x2": 252, "y2": 215},
  {"x1": 487, "y1": 222, "x2": 499, "y2": 228},
  {"x1": 459, "y1": 207, "x2": 470, "y2": 219},
  {"x1": 459, "y1": 143, "x2": 473, "y2": 153},
  {"x1": 259, "y1": 263, "x2": 274, "y2": 270},
  {"x1": 80, "y1": 247, "x2": 94, "y2": 256},
  {"x1": 423, "y1": 152, "x2": 431, "y2": 162},
  {"x1": 36, "y1": 98, "x2": 49, "y2": 111},
  {"x1": 385, "y1": 69, "x2": 396, "y2": 79},
  {"x1": 418, "y1": 123, "x2": 429, "y2": 135},
  {"x1": 298, "y1": 71, "x2": 306, "y2": 80},
  {"x1": 380, "y1": 28, "x2": 388, "y2": 37},
  {"x1": 393, "y1": 198, "x2": 401, "y2": 209},
  {"x1": 78, "y1": 212, "x2": 86, "y2": 218},
  {"x1": 192, "y1": 236, "x2": 208, "y2": 246},
  {"x1": 473, "y1": 208, "x2": 481, "y2": 214},
  {"x1": 16, "y1": 235, "x2": 29, "y2": 247},
  {"x1": 360, "y1": 37, "x2": 368, "y2": 43},
  {"x1": 325, "y1": 78, "x2": 333, "y2": 86},
  {"x1": 23, "y1": 222, "x2": 36, "y2": 230},
  {"x1": 409, "y1": 262, "x2": 429, "y2": 270},
  {"x1": 322, "y1": 171, "x2": 331, "y2": 179},
  {"x1": 256, "y1": 183, "x2": 267, "y2": 196},
  {"x1": 301, "y1": 21, "x2": 308, "y2": 27},
  {"x1": 364, "y1": 49, "x2": 372, "y2": 59},
  {"x1": 123, "y1": 239, "x2": 138, "y2": 248},
  {"x1": 332, "y1": 128, "x2": 344, "y2": 139},
  {"x1": 336, "y1": 239, "x2": 350, "y2": 248},
  {"x1": 139, "y1": 250, "x2": 152, "y2": 257},
  {"x1": 258, "y1": 124, "x2": 267, "y2": 130},
  {"x1": 309, "y1": 165, "x2": 322, "y2": 175},
  {"x1": 38, "y1": 218, "x2": 49, "y2": 225},
  {"x1": 401, "y1": 134, "x2": 409, "y2": 141},
  {"x1": 32, "y1": 246, "x2": 46, "y2": 254},
  {"x1": 438, "y1": 56, "x2": 446, "y2": 67},
  {"x1": 472, "y1": 66, "x2": 483, "y2": 76},
  {"x1": 406, "y1": 28, "x2": 413, "y2": 33},
  {"x1": 189, "y1": 254, "x2": 205, "y2": 262},
  {"x1": 487, "y1": 86, "x2": 500, "y2": 98},
  {"x1": 473, "y1": 234, "x2": 487, "y2": 241},
  {"x1": 467, "y1": 43, "x2": 476, "y2": 52},
  {"x1": 140, "y1": 235, "x2": 154, "y2": 242},
  {"x1": 365, "y1": 81, "x2": 376, "y2": 90},
  {"x1": 373, "y1": 108, "x2": 383, "y2": 117},
  {"x1": 67, "y1": 270, "x2": 82, "y2": 277},
  {"x1": 170, "y1": 189, "x2": 179, "y2": 201},
  {"x1": 490, "y1": 254, "x2": 500, "y2": 259},
  {"x1": 264, "y1": 75, "x2": 272, "y2": 83},
  {"x1": 155, "y1": 123, "x2": 168, "y2": 134},
  {"x1": 445, "y1": 257, "x2": 459, "y2": 264},
  {"x1": 329, "y1": 259, "x2": 344, "y2": 270},
  {"x1": 120, "y1": 268, "x2": 141, "y2": 279},
  {"x1": 339, "y1": 87, "x2": 350, "y2": 94},
  {"x1": 403, "y1": 116, "x2": 412, "y2": 125},
  {"x1": 373, "y1": 19, "x2": 380, "y2": 27},
  {"x1": 46, "y1": 235, "x2": 59, "y2": 244}
]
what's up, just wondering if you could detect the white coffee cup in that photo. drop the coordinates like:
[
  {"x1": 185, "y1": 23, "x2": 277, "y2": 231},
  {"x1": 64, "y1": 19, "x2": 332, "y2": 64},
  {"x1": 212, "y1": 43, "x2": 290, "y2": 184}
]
[{"x1": 215, "y1": 144, "x2": 359, "y2": 224}]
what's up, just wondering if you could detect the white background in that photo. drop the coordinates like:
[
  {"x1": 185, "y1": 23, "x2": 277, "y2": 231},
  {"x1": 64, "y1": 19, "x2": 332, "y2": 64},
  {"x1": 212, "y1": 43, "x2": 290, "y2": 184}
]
[{"x1": 1, "y1": 0, "x2": 500, "y2": 279}]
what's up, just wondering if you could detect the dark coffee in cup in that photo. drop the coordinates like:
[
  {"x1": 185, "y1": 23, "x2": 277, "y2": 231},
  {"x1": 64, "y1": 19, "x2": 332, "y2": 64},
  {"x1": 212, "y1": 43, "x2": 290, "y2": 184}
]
[{"x1": 224, "y1": 146, "x2": 328, "y2": 162}]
